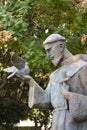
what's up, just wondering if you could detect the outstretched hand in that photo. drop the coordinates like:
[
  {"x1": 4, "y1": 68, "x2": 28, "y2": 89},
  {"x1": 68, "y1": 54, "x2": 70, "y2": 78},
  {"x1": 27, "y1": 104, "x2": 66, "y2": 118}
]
[{"x1": 17, "y1": 74, "x2": 34, "y2": 87}]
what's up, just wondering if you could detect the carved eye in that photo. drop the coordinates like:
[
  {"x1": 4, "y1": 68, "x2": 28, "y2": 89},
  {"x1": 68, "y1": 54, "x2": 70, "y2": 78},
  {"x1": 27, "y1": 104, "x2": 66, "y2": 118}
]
[
  {"x1": 60, "y1": 44, "x2": 63, "y2": 48},
  {"x1": 46, "y1": 48, "x2": 51, "y2": 52}
]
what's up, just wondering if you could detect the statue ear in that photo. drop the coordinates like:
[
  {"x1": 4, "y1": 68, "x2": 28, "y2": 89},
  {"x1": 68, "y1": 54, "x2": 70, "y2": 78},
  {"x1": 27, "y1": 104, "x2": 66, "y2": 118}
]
[{"x1": 59, "y1": 43, "x2": 65, "y2": 53}]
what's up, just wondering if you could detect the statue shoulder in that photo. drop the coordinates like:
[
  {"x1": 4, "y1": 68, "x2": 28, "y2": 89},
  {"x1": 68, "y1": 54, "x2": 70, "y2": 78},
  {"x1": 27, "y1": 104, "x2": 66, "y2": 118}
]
[
  {"x1": 79, "y1": 65, "x2": 87, "y2": 80},
  {"x1": 66, "y1": 54, "x2": 87, "y2": 63},
  {"x1": 80, "y1": 54, "x2": 87, "y2": 62}
]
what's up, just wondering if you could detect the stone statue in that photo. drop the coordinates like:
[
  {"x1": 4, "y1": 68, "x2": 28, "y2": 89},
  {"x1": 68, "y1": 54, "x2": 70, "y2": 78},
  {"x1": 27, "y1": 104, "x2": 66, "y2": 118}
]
[{"x1": 4, "y1": 34, "x2": 87, "y2": 130}]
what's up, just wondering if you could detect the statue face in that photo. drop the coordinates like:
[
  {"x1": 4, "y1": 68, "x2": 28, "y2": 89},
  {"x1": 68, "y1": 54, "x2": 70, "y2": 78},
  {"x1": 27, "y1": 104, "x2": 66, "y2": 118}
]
[{"x1": 44, "y1": 41, "x2": 65, "y2": 66}]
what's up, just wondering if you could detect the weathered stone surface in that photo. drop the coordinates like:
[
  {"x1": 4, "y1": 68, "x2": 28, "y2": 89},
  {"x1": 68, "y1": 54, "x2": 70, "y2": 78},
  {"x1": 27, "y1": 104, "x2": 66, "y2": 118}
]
[{"x1": 68, "y1": 92, "x2": 87, "y2": 121}]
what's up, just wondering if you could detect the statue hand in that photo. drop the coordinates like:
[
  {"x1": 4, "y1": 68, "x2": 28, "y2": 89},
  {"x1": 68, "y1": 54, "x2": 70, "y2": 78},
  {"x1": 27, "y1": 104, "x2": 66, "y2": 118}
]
[{"x1": 16, "y1": 74, "x2": 34, "y2": 87}]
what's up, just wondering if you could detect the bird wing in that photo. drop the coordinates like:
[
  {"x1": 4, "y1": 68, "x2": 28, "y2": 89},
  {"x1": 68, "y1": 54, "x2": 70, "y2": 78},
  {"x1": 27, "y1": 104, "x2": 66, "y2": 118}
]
[
  {"x1": 4, "y1": 66, "x2": 18, "y2": 73},
  {"x1": 3, "y1": 66, "x2": 18, "y2": 79},
  {"x1": 11, "y1": 54, "x2": 25, "y2": 70}
]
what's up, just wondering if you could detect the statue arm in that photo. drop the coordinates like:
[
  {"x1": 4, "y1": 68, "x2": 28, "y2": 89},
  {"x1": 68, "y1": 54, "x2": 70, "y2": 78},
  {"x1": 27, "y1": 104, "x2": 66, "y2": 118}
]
[
  {"x1": 4, "y1": 66, "x2": 52, "y2": 109},
  {"x1": 23, "y1": 75, "x2": 52, "y2": 109}
]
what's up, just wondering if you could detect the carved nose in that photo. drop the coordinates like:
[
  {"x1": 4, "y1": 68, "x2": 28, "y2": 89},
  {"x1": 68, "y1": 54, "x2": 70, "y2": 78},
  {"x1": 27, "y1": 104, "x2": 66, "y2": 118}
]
[{"x1": 48, "y1": 54, "x2": 51, "y2": 58}]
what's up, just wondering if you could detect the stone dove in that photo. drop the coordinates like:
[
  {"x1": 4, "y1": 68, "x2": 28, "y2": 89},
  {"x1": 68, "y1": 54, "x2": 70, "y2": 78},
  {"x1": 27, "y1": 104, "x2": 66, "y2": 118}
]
[{"x1": 4, "y1": 53, "x2": 30, "y2": 79}]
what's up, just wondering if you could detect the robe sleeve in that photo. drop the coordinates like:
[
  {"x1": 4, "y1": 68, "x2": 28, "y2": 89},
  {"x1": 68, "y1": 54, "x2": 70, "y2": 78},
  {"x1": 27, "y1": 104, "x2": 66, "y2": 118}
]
[
  {"x1": 28, "y1": 79, "x2": 53, "y2": 109},
  {"x1": 78, "y1": 65, "x2": 87, "y2": 95}
]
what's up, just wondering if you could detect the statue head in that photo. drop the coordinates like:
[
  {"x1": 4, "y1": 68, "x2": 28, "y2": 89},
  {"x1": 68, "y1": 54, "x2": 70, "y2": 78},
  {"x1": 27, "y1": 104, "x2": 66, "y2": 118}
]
[{"x1": 43, "y1": 34, "x2": 66, "y2": 66}]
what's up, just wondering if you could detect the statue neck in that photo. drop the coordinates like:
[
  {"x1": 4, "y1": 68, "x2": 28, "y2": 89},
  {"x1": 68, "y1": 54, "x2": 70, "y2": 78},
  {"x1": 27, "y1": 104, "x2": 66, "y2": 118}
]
[{"x1": 63, "y1": 48, "x2": 73, "y2": 60}]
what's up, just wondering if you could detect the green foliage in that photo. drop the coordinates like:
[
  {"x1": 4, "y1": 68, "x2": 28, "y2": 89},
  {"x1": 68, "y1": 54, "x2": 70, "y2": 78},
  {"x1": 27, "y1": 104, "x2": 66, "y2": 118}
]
[
  {"x1": 28, "y1": 109, "x2": 51, "y2": 129},
  {"x1": 0, "y1": 98, "x2": 28, "y2": 124},
  {"x1": 0, "y1": 0, "x2": 28, "y2": 37},
  {"x1": 0, "y1": 0, "x2": 87, "y2": 128},
  {"x1": 0, "y1": 77, "x2": 29, "y2": 127}
]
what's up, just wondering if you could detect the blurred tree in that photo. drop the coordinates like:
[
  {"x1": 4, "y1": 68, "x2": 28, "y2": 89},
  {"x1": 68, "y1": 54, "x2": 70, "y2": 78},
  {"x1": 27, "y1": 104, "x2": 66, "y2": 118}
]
[{"x1": 0, "y1": 0, "x2": 87, "y2": 129}]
